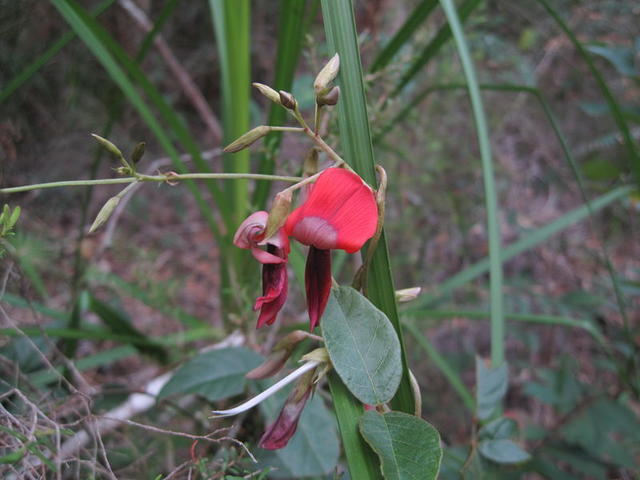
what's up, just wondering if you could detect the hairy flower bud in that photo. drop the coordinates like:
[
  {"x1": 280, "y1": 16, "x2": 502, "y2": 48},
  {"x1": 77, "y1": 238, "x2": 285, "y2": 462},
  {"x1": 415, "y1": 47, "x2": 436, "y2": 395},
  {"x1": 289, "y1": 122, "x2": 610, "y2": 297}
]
[
  {"x1": 89, "y1": 196, "x2": 120, "y2": 233},
  {"x1": 91, "y1": 133, "x2": 123, "y2": 159},
  {"x1": 224, "y1": 126, "x2": 271, "y2": 153},
  {"x1": 316, "y1": 86, "x2": 340, "y2": 107},
  {"x1": 314, "y1": 53, "x2": 340, "y2": 95},
  {"x1": 264, "y1": 190, "x2": 292, "y2": 241},
  {"x1": 253, "y1": 82, "x2": 282, "y2": 105},
  {"x1": 278, "y1": 90, "x2": 297, "y2": 110},
  {"x1": 130, "y1": 141, "x2": 146, "y2": 165}
]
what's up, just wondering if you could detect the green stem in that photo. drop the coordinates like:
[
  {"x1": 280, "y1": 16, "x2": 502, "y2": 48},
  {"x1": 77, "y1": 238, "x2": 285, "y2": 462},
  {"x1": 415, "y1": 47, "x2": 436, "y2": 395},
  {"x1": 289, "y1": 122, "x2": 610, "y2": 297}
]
[{"x1": 1, "y1": 173, "x2": 302, "y2": 194}]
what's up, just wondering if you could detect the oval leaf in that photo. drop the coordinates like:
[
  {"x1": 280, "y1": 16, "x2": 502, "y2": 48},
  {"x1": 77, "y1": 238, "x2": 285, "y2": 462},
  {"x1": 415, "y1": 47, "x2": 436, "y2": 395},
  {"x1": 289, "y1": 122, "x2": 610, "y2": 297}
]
[
  {"x1": 359, "y1": 411, "x2": 442, "y2": 480},
  {"x1": 478, "y1": 439, "x2": 531, "y2": 464},
  {"x1": 476, "y1": 357, "x2": 508, "y2": 421},
  {"x1": 322, "y1": 286, "x2": 402, "y2": 405},
  {"x1": 159, "y1": 347, "x2": 262, "y2": 401}
]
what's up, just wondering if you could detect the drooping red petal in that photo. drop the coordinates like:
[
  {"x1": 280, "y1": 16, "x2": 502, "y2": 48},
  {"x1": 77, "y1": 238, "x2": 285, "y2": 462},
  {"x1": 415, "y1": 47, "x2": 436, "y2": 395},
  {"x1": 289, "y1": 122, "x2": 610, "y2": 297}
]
[
  {"x1": 285, "y1": 168, "x2": 378, "y2": 253},
  {"x1": 254, "y1": 261, "x2": 288, "y2": 328},
  {"x1": 305, "y1": 246, "x2": 331, "y2": 330},
  {"x1": 259, "y1": 376, "x2": 313, "y2": 450}
]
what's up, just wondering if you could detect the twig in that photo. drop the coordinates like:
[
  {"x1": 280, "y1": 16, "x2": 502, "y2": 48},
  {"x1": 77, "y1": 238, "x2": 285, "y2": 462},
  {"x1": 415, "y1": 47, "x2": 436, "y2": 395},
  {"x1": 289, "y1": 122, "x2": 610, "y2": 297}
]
[
  {"x1": 118, "y1": 0, "x2": 223, "y2": 143},
  {"x1": 57, "y1": 330, "x2": 246, "y2": 460}
]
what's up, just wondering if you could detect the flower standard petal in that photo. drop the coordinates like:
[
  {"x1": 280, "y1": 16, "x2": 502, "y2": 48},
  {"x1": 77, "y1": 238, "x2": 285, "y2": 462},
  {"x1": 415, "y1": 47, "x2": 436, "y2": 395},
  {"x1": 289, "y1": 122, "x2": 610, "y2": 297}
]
[{"x1": 285, "y1": 168, "x2": 378, "y2": 253}]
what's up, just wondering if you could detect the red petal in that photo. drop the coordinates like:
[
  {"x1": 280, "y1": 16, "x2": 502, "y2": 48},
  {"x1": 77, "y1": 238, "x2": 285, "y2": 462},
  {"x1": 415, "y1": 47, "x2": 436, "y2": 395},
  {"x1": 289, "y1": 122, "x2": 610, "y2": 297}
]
[
  {"x1": 255, "y1": 262, "x2": 288, "y2": 328},
  {"x1": 285, "y1": 168, "x2": 378, "y2": 253},
  {"x1": 259, "y1": 380, "x2": 313, "y2": 450},
  {"x1": 305, "y1": 247, "x2": 331, "y2": 330}
]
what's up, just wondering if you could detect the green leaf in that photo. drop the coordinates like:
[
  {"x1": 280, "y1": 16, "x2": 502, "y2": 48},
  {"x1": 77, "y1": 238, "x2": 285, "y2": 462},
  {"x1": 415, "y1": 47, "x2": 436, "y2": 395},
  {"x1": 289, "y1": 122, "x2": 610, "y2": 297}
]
[
  {"x1": 359, "y1": 411, "x2": 442, "y2": 480},
  {"x1": 476, "y1": 357, "x2": 508, "y2": 421},
  {"x1": 159, "y1": 347, "x2": 262, "y2": 401},
  {"x1": 322, "y1": 287, "x2": 402, "y2": 405},
  {"x1": 478, "y1": 417, "x2": 518, "y2": 441},
  {"x1": 586, "y1": 44, "x2": 637, "y2": 77},
  {"x1": 258, "y1": 389, "x2": 340, "y2": 478},
  {"x1": 478, "y1": 439, "x2": 530, "y2": 464}
]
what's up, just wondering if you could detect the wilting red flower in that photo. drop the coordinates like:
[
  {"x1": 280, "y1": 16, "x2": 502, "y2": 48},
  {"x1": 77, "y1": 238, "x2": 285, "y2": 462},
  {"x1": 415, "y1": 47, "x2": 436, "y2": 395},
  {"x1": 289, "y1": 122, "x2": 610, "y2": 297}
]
[
  {"x1": 234, "y1": 211, "x2": 290, "y2": 328},
  {"x1": 259, "y1": 369, "x2": 315, "y2": 450},
  {"x1": 285, "y1": 168, "x2": 378, "y2": 329}
]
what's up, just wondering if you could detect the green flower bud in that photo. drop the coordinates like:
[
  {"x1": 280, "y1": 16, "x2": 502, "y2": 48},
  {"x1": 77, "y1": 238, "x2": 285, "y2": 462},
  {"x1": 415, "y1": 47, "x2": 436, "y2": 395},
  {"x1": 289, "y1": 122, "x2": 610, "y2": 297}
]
[
  {"x1": 91, "y1": 133, "x2": 123, "y2": 159},
  {"x1": 89, "y1": 196, "x2": 120, "y2": 233},
  {"x1": 252, "y1": 82, "x2": 282, "y2": 105},
  {"x1": 130, "y1": 142, "x2": 146, "y2": 165},
  {"x1": 314, "y1": 53, "x2": 340, "y2": 95},
  {"x1": 264, "y1": 190, "x2": 292, "y2": 240},
  {"x1": 223, "y1": 126, "x2": 271, "y2": 153}
]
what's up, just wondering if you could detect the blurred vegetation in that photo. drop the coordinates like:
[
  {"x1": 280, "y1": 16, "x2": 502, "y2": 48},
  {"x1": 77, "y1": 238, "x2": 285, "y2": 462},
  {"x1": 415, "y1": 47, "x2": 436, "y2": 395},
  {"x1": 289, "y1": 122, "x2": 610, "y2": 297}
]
[{"x1": 1, "y1": 0, "x2": 639, "y2": 478}]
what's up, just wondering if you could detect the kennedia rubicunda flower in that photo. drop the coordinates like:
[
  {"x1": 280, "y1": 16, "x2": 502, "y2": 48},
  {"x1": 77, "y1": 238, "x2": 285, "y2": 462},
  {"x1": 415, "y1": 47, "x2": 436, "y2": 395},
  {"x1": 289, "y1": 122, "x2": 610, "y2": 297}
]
[
  {"x1": 285, "y1": 167, "x2": 378, "y2": 329},
  {"x1": 233, "y1": 211, "x2": 289, "y2": 328},
  {"x1": 259, "y1": 369, "x2": 315, "y2": 450}
]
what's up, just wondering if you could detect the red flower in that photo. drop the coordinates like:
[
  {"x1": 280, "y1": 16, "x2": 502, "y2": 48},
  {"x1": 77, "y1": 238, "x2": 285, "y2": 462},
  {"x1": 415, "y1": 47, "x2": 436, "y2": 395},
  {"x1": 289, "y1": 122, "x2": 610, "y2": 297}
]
[
  {"x1": 259, "y1": 369, "x2": 315, "y2": 450},
  {"x1": 234, "y1": 211, "x2": 290, "y2": 328},
  {"x1": 285, "y1": 168, "x2": 378, "y2": 329}
]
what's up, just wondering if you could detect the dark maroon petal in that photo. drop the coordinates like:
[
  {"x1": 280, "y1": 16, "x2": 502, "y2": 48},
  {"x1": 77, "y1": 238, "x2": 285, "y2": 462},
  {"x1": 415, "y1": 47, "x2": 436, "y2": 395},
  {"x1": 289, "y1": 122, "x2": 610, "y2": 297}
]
[
  {"x1": 259, "y1": 384, "x2": 312, "y2": 450},
  {"x1": 305, "y1": 246, "x2": 331, "y2": 330},
  {"x1": 255, "y1": 261, "x2": 288, "y2": 328}
]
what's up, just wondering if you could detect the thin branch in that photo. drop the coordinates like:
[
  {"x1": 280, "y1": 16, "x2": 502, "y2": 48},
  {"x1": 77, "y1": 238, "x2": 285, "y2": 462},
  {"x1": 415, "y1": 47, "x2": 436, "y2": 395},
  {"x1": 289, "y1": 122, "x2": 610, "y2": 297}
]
[{"x1": 118, "y1": 0, "x2": 223, "y2": 142}]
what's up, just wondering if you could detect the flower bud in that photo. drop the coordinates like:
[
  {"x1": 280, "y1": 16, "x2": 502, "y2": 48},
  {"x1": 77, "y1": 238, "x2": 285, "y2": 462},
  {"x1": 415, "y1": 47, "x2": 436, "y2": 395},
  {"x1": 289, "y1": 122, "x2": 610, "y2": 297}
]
[
  {"x1": 263, "y1": 190, "x2": 292, "y2": 240},
  {"x1": 278, "y1": 90, "x2": 297, "y2": 110},
  {"x1": 314, "y1": 53, "x2": 340, "y2": 95},
  {"x1": 91, "y1": 133, "x2": 123, "y2": 159},
  {"x1": 316, "y1": 86, "x2": 340, "y2": 107},
  {"x1": 395, "y1": 287, "x2": 422, "y2": 303},
  {"x1": 246, "y1": 330, "x2": 310, "y2": 380},
  {"x1": 253, "y1": 82, "x2": 282, "y2": 105},
  {"x1": 130, "y1": 141, "x2": 146, "y2": 164},
  {"x1": 223, "y1": 126, "x2": 271, "y2": 153},
  {"x1": 89, "y1": 196, "x2": 120, "y2": 233}
]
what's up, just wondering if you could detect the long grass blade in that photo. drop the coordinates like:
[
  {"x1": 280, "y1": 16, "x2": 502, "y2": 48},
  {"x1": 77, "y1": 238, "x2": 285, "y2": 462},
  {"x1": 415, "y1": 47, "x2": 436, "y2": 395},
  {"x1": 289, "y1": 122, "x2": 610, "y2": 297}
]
[
  {"x1": 50, "y1": 0, "x2": 222, "y2": 240},
  {"x1": 0, "y1": 0, "x2": 116, "y2": 104},
  {"x1": 402, "y1": 321, "x2": 475, "y2": 412},
  {"x1": 405, "y1": 185, "x2": 635, "y2": 310},
  {"x1": 369, "y1": 0, "x2": 439, "y2": 73},
  {"x1": 321, "y1": 0, "x2": 415, "y2": 414},
  {"x1": 209, "y1": 0, "x2": 250, "y2": 225},
  {"x1": 536, "y1": 0, "x2": 640, "y2": 187},
  {"x1": 253, "y1": 0, "x2": 310, "y2": 208},
  {"x1": 393, "y1": 0, "x2": 482, "y2": 96},
  {"x1": 439, "y1": 0, "x2": 504, "y2": 367}
]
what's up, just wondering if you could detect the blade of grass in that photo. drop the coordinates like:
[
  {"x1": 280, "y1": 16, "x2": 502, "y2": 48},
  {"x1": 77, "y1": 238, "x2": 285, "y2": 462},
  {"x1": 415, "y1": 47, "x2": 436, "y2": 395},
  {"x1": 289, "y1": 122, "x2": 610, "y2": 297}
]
[
  {"x1": 404, "y1": 310, "x2": 606, "y2": 347},
  {"x1": 393, "y1": 0, "x2": 482, "y2": 96},
  {"x1": 536, "y1": 0, "x2": 640, "y2": 188},
  {"x1": 0, "y1": 0, "x2": 116, "y2": 104},
  {"x1": 369, "y1": 0, "x2": 439, "y2": 73},
  {"x1": 253, "y1": 0, "x2": 310, "y2": 208},
  {"x1": 402, "y1": 321, "x2": 475, "y2": 412},
  {"x1": 209, "y1": 0, "x2": 250, "y2": 225},
  {"x1": 382, "y1": 82, "x2": 632, "y2": 328},
  {"x1": 322, "y1": 0, "x2": 414, "y2": 414},
  {"x1": 439, "y1": 0, "x2": 504, "y2": 367},
  {"x1": 50, "y1": 0, "x2": 222, "y2": 239},
  {"x1": 405, "y1": 185, "x2": 635, "y2": 309}
]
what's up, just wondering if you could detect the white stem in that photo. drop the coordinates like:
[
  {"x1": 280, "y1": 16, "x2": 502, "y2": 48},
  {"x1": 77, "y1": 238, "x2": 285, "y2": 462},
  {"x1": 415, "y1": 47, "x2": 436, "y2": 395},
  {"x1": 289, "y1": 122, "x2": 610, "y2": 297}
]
[{"x1": 211, "y1": 360, "x2": 320, "y2": 417}]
